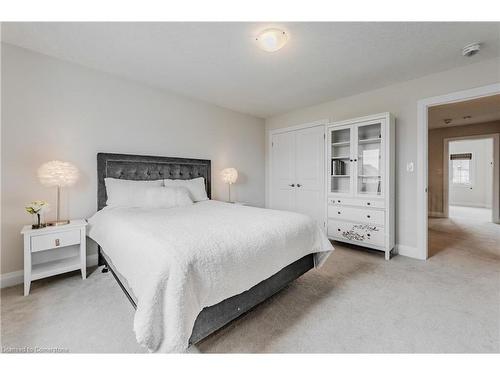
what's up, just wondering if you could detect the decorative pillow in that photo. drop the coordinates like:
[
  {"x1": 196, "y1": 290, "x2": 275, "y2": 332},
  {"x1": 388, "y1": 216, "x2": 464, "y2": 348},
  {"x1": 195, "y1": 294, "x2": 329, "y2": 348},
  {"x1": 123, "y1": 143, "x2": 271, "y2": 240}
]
[
  {"x1": 163, "y1": 177, "x2": 209, "y2": 202},
  {"x1": 135, "y1": 186, "x2": 193, "y2": 209},
  {"x1": 105, "y1": 178, "x2": 163, "y2": 207}
]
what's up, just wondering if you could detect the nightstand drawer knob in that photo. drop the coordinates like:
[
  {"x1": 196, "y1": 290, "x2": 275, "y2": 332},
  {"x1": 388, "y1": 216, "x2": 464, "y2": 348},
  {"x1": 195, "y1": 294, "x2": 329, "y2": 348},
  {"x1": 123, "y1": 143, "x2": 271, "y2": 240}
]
[{"x1": 55, "y1": 238, "x2": 60, "y2": 246}]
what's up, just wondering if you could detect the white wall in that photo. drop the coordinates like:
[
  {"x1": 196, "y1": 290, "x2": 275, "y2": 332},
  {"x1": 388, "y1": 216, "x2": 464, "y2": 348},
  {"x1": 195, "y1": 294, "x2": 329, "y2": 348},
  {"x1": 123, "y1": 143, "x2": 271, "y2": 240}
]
[
  {"x1": 266, "y1": 57, "x2": 500, "y2": 256},
  {"x1": 449, "y1": 138, "x2": 493, "y2": 208},
  {"x1": 1, "y1": 44, "x2": 265, "y2": 276}
]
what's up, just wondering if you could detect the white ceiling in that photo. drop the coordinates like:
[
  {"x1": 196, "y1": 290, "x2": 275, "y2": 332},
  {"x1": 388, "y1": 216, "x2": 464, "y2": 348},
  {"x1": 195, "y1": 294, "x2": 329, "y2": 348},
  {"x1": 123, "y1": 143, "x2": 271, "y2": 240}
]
[
  {"x1": 429, "y1": 94, "x2": 500, "y2": 129},
  {"x1": 2, "y1": 22, "x2": 500, "y2": 118}
]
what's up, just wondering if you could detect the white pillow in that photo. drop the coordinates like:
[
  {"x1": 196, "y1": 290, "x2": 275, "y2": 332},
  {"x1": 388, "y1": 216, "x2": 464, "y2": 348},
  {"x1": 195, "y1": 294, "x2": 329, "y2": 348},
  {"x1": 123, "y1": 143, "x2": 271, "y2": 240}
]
[
  {"x1": 135, "y1": 186, "x2": 193, "y2": 209},
  {"x1": 105, "y1": 178, "x2": 163, "y2": 207},
  {"x1": 163, "y1": 177, "x2": 209, "y2": 202}
]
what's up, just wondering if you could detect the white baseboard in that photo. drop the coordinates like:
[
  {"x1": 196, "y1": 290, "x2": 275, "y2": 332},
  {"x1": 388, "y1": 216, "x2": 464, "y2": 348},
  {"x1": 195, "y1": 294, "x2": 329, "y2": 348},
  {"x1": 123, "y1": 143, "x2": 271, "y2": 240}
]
[
  {"x1": 449, "y1": 202, "x2": 491, "y2": 209},
  {"x1": 396, "y1": 244, "x2": 424, "y2": 260},
  {"x1": 0, "y1": 254, "x2": 98, "y2": 289},
  {"x1": 429, "y1": 211, "x2": 446, "y2": 218},
  {"x1": 0, "y1": 270, "x2": 24, "y2": 289}
]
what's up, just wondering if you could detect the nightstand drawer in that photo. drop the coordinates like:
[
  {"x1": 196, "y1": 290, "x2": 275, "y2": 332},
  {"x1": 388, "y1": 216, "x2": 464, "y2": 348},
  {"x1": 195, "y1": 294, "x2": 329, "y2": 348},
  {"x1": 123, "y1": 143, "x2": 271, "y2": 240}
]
[{"x1": 31, "y1": 229, "x2": 81, "y2": 252}]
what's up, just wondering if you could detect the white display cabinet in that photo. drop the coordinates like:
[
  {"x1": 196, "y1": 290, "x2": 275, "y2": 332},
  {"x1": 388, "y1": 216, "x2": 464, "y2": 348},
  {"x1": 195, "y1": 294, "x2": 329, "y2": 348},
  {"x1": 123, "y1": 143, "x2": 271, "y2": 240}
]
[{"x1": 327, "y1": 113, "x2": 395, "y2": 259}]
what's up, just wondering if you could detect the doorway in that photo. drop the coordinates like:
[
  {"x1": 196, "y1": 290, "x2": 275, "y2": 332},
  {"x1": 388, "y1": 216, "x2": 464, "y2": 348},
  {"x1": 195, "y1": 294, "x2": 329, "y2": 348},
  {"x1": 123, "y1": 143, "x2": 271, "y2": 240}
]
[
  {"x1": 425, "y1": 93, "x2": 500, "y2": 258},
  {"x1": 446, "y1": 137, "x2": 495, "y2": 222},
  {"x1": 417, "y1": 84, "x2": 500, "y2": 259}
]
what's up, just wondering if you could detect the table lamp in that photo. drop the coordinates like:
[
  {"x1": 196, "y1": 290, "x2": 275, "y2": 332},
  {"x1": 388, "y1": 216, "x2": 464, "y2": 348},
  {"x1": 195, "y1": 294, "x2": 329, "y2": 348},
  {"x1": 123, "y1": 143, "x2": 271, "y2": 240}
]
[
  {"x1": 221, "y1": 168, "x2": 238, "y2": 203},
  {"x1": 37, "y1": 160, "x2": 79, "y2": 226}
]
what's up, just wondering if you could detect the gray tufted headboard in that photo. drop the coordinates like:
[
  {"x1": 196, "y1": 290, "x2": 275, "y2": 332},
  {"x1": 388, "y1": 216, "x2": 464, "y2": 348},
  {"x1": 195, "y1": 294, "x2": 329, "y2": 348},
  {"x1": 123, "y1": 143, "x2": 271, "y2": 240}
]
[{"x1": 97, "y1": 153, "x2": 211, "y2": 210}]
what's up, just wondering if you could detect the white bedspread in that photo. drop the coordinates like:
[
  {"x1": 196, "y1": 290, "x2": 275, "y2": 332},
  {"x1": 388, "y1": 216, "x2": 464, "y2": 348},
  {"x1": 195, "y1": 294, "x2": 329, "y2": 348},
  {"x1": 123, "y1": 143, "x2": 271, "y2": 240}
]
[{"x1": 87, "y1": 200, "x2": 333, "y2": 352}]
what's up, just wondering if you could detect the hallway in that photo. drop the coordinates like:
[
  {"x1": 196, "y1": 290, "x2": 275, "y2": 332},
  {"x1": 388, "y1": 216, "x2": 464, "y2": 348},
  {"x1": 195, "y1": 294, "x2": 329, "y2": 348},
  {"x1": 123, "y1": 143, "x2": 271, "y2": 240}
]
[
  {"x1": 449, "y1": 205, "x2": 492, "y2": 222},
  {"x1": 428, "y1": 209, "x2": 500, "y2": 259}
]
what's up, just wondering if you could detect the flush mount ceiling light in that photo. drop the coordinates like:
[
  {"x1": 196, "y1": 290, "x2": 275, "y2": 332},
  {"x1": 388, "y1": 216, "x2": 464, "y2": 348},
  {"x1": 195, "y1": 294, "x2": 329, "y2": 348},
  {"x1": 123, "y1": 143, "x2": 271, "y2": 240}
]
[{"x1": 255, "y1": 28, "x2": 288, "y2": 52}]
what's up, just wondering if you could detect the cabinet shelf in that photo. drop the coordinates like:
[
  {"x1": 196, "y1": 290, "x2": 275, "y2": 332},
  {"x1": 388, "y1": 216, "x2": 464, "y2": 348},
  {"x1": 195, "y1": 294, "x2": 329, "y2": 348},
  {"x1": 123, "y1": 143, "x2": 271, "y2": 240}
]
[
  {"x1": 331, "y1": 141, "x2": 350, "y2": 146},
  {"x1": 358, "y1": 175, "x2": 381, "y2": 178},
  {"x1": 358, "y1": 137, "x2": 381, "y2": 144},
  {"x1": 331, "y1": 175, "x2": 350, "y2": 178},
  {"x1": 331, "y1": 156, "x2": 350, "y2": 160}
]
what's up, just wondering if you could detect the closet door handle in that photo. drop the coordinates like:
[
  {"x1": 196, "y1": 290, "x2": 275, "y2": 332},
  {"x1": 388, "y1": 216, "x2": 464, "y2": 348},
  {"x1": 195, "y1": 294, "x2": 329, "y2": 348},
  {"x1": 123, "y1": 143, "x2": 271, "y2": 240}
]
[
  {"x1": 297, "y1": 184, "x2": 302, "y2": 187},
  {"x1": 289, "y1": 184, "x2": 295, "y2": 187}
]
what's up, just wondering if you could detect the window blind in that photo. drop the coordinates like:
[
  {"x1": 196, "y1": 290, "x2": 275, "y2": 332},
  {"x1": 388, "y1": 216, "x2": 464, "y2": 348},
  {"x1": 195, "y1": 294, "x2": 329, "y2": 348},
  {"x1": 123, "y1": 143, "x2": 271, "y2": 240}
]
[{"x1": 450, "y1": 153, "x2": 472, "y2": 160}]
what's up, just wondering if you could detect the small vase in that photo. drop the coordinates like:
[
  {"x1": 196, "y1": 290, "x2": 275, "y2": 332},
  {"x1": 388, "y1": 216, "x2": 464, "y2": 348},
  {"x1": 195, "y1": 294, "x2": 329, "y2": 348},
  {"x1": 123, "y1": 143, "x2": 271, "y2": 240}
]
[{"x1": 32, "y1": 213, "x2": 46, "y2": 229}]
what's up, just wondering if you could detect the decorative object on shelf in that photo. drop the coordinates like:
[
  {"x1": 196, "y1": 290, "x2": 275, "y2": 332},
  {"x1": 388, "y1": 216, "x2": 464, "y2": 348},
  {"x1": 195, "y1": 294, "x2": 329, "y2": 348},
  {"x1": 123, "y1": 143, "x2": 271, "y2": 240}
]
[
  {"x1": 25, "y1": 200, "x2": 49, "y2": 229},
  {"x1": 221, "y1": 167, "x2": 238, "y2": 203},
  {"x1": 37, "y1": 160, "x2": 79, "y2": 226},
  {"x1": 332, "y1": 159, "x2": 346, "y2": 175}
]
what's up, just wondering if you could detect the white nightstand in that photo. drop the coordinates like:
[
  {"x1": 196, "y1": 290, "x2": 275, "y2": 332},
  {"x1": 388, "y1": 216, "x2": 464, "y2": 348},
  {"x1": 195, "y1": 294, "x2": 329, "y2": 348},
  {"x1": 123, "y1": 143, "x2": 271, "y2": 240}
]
[{"x1": 21, "y1": 219, "x2": 87, "y2": 296}]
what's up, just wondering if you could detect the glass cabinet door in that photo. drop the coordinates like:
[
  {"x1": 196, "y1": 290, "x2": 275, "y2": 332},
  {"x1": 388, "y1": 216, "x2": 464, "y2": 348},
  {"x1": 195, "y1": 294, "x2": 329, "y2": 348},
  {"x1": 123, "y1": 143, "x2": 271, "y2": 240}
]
[
  {"x1": 330, "y1": 127, "x2": 352, "y2": 194},
  {"x1": 356, "y1": 122, "x2": 383, "y2": 196}
]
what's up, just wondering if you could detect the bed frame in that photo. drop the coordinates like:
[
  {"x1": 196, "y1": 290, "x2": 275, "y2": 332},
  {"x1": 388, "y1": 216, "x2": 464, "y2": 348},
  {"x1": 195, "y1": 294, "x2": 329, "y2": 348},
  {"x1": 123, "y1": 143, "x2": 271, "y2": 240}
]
[{"x1": 96, "y1": 152, "x2": 314, "y2": 345}]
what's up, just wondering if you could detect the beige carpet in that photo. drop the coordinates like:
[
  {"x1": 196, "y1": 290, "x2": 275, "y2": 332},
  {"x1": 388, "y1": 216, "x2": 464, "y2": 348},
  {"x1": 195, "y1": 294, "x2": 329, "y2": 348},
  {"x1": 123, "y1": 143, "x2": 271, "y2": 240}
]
[{"x1": 1, "y1": 215, "x2": 499, "y2": 353}]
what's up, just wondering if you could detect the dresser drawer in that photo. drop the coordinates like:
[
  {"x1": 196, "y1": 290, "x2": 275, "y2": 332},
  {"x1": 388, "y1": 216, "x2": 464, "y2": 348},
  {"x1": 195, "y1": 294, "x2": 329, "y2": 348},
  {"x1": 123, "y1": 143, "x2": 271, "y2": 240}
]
[
  {"x1": 328, "y1": 205, "x2": 384, "y2": 225},
  {"x1": 328, "y1": 197, "x2": 384, "y2": 209},
  {"x1": 328, "y1": 219, "x2": 385, "y2": 247},
  {"x1": 31, "y1": 229, "x2": 81, "y2": 253}
]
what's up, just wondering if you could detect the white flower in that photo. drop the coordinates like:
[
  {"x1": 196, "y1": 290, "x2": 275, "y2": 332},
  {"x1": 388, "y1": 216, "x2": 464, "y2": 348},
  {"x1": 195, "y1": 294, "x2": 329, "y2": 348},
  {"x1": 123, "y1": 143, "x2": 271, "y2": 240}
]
[{"x1": 25, "y1": 201, "x2": 50, "y2": 215}]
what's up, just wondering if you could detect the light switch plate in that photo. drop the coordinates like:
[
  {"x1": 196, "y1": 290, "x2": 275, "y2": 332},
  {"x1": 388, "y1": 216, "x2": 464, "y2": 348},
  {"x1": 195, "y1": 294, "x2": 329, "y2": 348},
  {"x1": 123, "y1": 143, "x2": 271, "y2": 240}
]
[{"x1": 406, "y1": 162, "x2": 414, "y2": 172}]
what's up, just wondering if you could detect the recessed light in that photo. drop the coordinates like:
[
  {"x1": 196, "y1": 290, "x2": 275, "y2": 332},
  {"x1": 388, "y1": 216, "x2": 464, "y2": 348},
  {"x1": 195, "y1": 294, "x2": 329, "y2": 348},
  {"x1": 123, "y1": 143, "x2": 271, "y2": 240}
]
[{"x1": 255, "y1": 28, "x2": 288, "y2": 52}]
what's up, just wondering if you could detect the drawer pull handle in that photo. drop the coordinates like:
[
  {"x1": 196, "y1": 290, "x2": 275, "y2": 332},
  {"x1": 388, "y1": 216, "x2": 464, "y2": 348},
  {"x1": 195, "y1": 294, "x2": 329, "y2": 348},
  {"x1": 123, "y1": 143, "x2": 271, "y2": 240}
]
[
  {"x1": 367, "y1": 215, "x2": 371, "y2": 218},
  {"x1": 367, "y1": 234, "x2": 371, "y2": 237},
  {"x1": 337, "y1": 200, "x2": 341, "y2": 203},
  {"x1": 337, "y1": 228, "x2": 341, "y2": 232},
  {"x1": 367, "y1": 202, "x2": 371, "y2": 206},
  {"x1": 337, "y1": 211, "x2": 341, "y2": 215},
  {"x1": 55, "y1": 238, "x2": 60, "y2": 246}
]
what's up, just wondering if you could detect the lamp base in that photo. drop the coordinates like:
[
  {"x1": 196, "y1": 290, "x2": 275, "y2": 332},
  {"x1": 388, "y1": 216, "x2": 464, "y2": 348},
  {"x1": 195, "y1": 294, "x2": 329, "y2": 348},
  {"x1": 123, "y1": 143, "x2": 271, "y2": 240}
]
[{"x1": 46, "y1": 220, "x2": 71, "y2": 226}]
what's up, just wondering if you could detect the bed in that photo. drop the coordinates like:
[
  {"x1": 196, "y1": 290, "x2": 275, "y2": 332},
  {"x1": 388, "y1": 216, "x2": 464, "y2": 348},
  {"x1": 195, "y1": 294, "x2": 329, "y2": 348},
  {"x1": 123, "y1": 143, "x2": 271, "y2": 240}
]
[{"x1": 89, "y1": 153, "x2": 333, "y2": 352}]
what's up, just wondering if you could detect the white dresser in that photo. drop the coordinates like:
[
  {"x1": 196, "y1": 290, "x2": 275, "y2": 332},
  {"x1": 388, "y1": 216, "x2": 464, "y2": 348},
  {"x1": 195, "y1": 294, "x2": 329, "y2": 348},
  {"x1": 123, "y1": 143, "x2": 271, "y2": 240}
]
[{"x1": 326, "y1": 113, "x2": 395, "y2": 259}]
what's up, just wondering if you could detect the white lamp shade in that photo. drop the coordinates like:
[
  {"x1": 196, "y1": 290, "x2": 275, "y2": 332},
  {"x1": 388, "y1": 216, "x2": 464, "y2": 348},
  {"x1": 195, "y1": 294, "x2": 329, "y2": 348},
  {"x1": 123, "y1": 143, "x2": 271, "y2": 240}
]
[
  {"x1": 221, "y1": 168, "x2": 238, "y2": 184},
  {"x1": 38, "y1": 160, "x2": 79, "y2": 187}
]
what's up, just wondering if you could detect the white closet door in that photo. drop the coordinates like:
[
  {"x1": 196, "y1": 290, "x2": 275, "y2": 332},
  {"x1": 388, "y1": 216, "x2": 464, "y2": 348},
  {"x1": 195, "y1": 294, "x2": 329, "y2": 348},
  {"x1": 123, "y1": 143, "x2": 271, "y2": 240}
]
[
  {"x1": 270, "y1": 131, "x2": 296, "y2": 211},
  {"x1": 294, "y1": 126, "x2": 325, "y2": 226}
]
